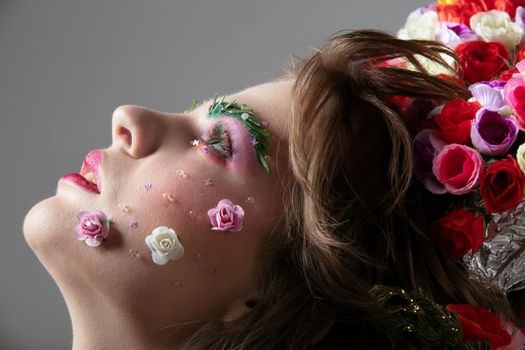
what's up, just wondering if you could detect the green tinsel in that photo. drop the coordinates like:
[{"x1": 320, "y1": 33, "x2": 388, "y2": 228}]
[
  {"x1": 369, "y1": 286, "x2": 492, "y2": 350},
  {"x1": 208, "y1": 95, "x2": 272, "y2": 174}
]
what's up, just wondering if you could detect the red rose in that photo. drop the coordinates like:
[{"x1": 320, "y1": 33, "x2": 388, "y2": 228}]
[
  {"x1": 446, "y1": 304, "x2": 512, "y2": 348},
  {"x1": 387, "y1": 95, "x2": 412, "y2": 112},
  {"x1": 480, "y1": 156, "x2": 525, "y2": 213},
  {"x1": 437, "y1": 0, "x2": 523, "y2": 24},
  {"x1": 429, "y1": 208, "x2": 484, "y2": 257},
  {"x1": 434, "y1": 99, "x2": 478, "y2": 144},
  {"x1": 436, "y1": 74, "x2": 466, "y2": 88},
  {"x1": 518, "y1": 45, "x2": 525, "y2": 62},
  {"x1": 437, "y1": 1, "x2": 486, "y2": 25},
  {"x1": 455, "y1": 41, "x2": 509, "y2": 83},
  {"x1": 493, "y1": 0, "x2": 525, "y2": 18},
  {"x1": 499, "y1": 68, "x2": 519, "y2": 81}
]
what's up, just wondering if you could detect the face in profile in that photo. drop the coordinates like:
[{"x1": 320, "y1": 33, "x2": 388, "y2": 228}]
[{"x1": 23, "y1": 80, "x2": 293, "y2": 335}]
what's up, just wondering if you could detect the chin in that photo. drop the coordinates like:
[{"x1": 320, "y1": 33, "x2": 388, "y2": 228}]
[{"x1": 24, "y1": 195, "x2": 76, "y2": 262}]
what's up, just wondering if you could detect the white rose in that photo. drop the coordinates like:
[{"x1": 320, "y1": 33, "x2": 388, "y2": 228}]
[
  {"x1": 470, "y1": 10, "x2": 523, "y2": 50},
  {"x1": 406, "y1": 54, "x2": 457, "y2": 76},
  {"x1": 145, "y1": 226, "x2": 184, "y2": 265},
  {"x1": 398, "y1": 10, "x2": 439, "y2": 41},
  {"x1": 517, "y1": 143, "x2": 525, "y2": 174}
]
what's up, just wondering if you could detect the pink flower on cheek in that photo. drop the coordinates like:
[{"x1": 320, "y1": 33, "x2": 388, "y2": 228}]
[
  {"x1": 207, "y1": 199, "x2": 245, "y2": 232},
  {"x1": 74, "y1": 210, "x2": 110, "y2": 247}
]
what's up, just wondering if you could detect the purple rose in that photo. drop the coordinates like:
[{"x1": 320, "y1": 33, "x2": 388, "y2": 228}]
[
  {"x1": 414, "y1": 129, "x2": 447, "y2": 194},
  {"x1": 435, "y1": 22, "x2": 479, "y2": 48},
  {"x1": 74, "y1": 210, "x2": 110, "y2": 247},
  {"x1": 207, "y1": 199, "x2": 244, "y2": 232},
  {"x1": 471, "y1": 108, "x2": 518, "y2": 156},
  {"x1": 468, "y1": 82, "x2": 506, "y2": 110}
]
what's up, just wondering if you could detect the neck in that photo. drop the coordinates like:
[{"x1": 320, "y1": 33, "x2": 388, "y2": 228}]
[
  {"x1": 69, "y1": 299, "x2": 176, "y2": 350},
  {"x1": 63, "y1": 287, "x2": 188, "y2": 350}
]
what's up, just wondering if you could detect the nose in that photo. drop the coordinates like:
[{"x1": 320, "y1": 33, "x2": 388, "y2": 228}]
[{"x1": 111, "y1": 105, "x2": 165, "y2": 158}]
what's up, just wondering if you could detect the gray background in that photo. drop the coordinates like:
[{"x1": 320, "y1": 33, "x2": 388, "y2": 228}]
[{"x1": 0, "y1": 0, "x2": 427, "y2": 348}]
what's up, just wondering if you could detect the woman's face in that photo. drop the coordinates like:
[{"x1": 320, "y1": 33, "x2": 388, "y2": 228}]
[{"x1": 24, "y1": 80, "x2": 293, "y2": 331}]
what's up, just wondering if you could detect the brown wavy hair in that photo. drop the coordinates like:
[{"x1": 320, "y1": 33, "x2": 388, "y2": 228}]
[{"x1": 182, "y1": 30, "x2": 512, "y2": 349}]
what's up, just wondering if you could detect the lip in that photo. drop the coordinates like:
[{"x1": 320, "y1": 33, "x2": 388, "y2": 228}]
[{"x1": 60, "y1": 150, "x2": 103, "y2": 194}]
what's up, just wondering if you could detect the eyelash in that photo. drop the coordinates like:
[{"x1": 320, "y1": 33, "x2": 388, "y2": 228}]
[{"x1": 204, "y1": 123, "x2": 232, "y2": 159}]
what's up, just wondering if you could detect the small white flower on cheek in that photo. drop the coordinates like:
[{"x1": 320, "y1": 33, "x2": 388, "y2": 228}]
[
  {"x1": 145, "y1": 226, "x2": 184, "y2": 265},
  {"x1": 207, "y1": 199, "x2": 245, "y2": 232}
]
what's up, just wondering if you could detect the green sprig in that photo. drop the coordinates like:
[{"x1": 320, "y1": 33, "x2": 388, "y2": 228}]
[
  {"x1": 370, "y1": 286, "x2": 492, "y2": 350},
  {"x1": 184, "y1": 99, "x2": 200, "y2": 113},
  {"x1": 207, "y1": 95, "x2": 272, "y2": 174}
]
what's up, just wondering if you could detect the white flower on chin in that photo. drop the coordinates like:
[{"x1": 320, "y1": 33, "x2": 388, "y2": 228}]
[
  {"x1": 145, "y1": 226, "x2": 184, "y2": 265},
  {"x1": 470, "y1": 10, "x2": 523, "y2": 50},
  {"x1": 398, "y1": 10, "x2": 439, "y2": 41}
]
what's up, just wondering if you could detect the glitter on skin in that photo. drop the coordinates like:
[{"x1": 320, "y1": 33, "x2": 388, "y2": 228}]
[
  {"x1": 250, "y1": 138, "x2": 258, "y2": 146},
  {"x1": 173, "y1": 280, "x2": 183, "y2": 288},
  {"x1": 193, "y1": 253, "x2": 203, "y2": 261},
  {"x1": 245, "y1": 196, "x2": 255, "y2": 204},
  {"x1": 128, "y1": 248, "x2": 140, "y2": 258},
  {"x1": 129, "y1": 220, "x2": 139, "y2": 228},
  {"x1": 190, "y1": 139, "x2": 200, "y2": 146},
  {"x1": 163, "y1": 193, "x2": 175, "y2": 205},
  {"x1": 118, "y1": 204, "x2": 131, "y2": 213},
  {"x1": 144, "y1": 183, "x2": 152, "y2": 190},
  {"x1": 176, "y1": 169, "x2": 187, "y2": 178},
  {"x1": 189, "y1": 210, "x2": 197, "y2": 218},
  {"x1": 204, "y1": 178, "x2": 214, "y2": 187}
]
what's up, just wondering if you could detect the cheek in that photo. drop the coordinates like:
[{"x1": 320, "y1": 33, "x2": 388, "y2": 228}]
[
  {"x1": 111, "y1": 169, "x2": 258, "y2": 267},
  {"x1": 103, "y1": 172, "x2": 264, "y2": 310}
]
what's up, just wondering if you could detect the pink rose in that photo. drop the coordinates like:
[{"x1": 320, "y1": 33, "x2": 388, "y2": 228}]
[
  {"x1": 207, "y1": 199, "x2": 245, "y2": 232},
  {"x1": 433, "y1": 144, "x2": 485, "y2": 195},
  {"x1": 504, "y1": 71, "x2": 525, "y2": 130},
  {"x1": 74, "y1": 210, "x2": 110, "y2": 247}
]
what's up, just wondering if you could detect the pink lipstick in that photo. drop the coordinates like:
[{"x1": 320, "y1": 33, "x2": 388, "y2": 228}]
[{"x1": 60, "y1": 150, "x2": 103, "y2": 194}]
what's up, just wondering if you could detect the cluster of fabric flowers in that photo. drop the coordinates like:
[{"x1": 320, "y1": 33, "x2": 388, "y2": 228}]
[{"x1": 398, "y1": 0, "x2": 525, "y2": 261}]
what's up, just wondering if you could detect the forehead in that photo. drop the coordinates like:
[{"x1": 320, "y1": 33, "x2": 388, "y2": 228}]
[{"x1": 229, "y1": 80, "x2": 293, "y2": 142}]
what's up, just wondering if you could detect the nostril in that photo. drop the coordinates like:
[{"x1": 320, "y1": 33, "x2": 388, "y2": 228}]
[{"x1": 117, "y1": 126, "x2": 132, "y2": 148}]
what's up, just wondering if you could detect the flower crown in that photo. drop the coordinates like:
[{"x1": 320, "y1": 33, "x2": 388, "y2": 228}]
[
  {"x1": 388, "y1": 0, "x2": 525, "y2": 349},
  {"x1": 394, "y1": 1, "x2": 525, "y2": 347}
]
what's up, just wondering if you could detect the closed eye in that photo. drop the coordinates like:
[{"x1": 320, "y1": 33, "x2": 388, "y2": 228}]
[{"x1": 204, "y1": 122, "x2": 232, "y2": 159}]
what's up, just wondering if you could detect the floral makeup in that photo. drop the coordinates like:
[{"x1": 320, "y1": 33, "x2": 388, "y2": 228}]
[
  {"x1": 206, "y1": 96, "x2": 272, "y2": 174},
  {"x1": 24, "y1": 80, "x2": 292, "y2": 339}
]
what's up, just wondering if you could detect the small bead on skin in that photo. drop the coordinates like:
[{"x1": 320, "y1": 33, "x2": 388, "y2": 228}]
[
  {"x1": 162, "y1": 193, "x2": 176, "y2": 205},
  {"x1": 118, "y1": 203, "x2": 131, "y2": 213},
  {"x1": 173, "y1": 280, "x2": 183, "y2": 288},
  {"x1": 193, "y1": 253, "x2": 203, "y2": 261}
]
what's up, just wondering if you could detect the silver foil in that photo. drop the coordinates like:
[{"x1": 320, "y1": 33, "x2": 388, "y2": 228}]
[{"x1": 465, "y1": 200, "x2": 525, "y2": 293}]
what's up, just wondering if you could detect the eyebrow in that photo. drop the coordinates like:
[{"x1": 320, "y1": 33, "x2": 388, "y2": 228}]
[{"x1": 206, "y1": 96, "x2": 272, "y2": 174}]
